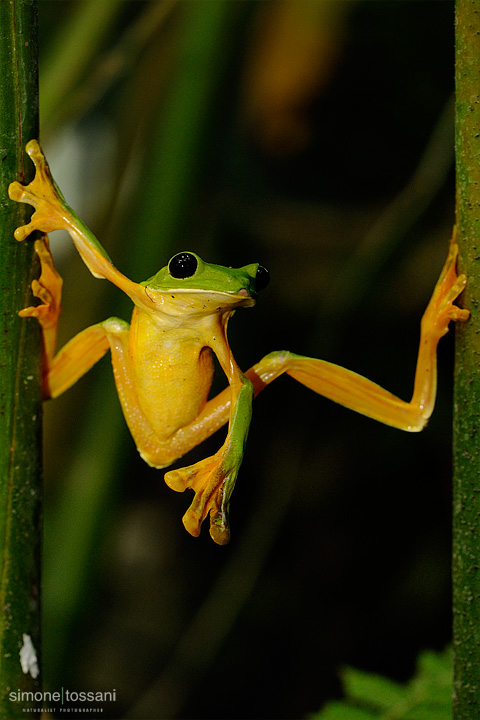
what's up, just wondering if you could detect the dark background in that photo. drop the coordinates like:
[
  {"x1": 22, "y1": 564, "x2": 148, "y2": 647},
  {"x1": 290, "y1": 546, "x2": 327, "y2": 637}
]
[{"x1": 37, "y1": 2, "x2": 456, "y2": 717}]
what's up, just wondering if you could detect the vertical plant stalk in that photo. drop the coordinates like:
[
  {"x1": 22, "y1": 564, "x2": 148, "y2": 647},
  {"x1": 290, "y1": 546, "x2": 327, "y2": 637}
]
[
  {"x1": 0, "y1": 0, "x2": 41, "y2": 715},
  {"x1": 453, "y1": 1, "x2": 480, "y2": 717}
]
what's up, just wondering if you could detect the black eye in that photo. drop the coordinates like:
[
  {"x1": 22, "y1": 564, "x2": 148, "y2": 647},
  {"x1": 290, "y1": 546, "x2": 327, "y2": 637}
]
[
  {"x1": 255, "y1": 265, "x2": 270, "y2": 292},
  {"x1": 168, "y1": 252, "x2": 198, "y2": 279}
]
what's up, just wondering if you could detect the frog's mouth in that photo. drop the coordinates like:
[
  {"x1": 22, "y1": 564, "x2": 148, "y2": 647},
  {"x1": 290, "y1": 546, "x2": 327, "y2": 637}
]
[{"x1": 142, "y1": 286, "x2": 256, "y2": 318}]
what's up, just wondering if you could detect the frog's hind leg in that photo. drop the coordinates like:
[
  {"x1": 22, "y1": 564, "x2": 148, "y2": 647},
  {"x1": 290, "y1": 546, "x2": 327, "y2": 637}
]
[
  {"x1": 46, "y1": 321, "x2": 115, "y2": 399},
  {"x1": 19, "y1": 234, "x2": 113, "y2": 399},
  {"x1": 19, "y1": 236, "x2": 63, "y2": 368},
  {"x1": 44, "y1": 313, "x2": 176, "y2": 470}
]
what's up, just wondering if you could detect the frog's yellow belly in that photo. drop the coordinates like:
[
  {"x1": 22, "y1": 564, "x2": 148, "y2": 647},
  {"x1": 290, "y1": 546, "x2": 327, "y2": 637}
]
[{"x1": 129, "y1": 312, "x2": 215, "y2": 442}]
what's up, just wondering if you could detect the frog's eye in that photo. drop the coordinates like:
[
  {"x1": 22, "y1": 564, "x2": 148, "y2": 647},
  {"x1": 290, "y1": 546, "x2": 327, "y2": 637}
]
[
  {"x1": 255, "y1": 265, "x2": 270, "y2": 292},
  {"x1": 168, "y1": 252, "x2": 198, "y2": 279}
]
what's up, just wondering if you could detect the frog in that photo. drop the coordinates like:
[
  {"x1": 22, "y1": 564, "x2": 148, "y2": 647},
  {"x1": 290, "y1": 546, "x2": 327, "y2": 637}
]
[{"x1": 8, "y1": 140, "x2": 469, "y2": 544}]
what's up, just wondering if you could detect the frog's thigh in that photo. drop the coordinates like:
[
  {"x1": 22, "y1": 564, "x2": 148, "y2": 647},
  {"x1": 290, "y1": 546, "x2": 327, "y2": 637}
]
[
  {"x1": 95, "y1": 318, "x2": 173, "y2": 467},
  {"x1": 47, "y1": 322, "x2": 112, "y2": 398},
  {"x1": 54, "y1": 319, "x2": 233, "y2": 469},
  {"x1": 102, "y1": 318, "x2": 204, "y2": 468}
]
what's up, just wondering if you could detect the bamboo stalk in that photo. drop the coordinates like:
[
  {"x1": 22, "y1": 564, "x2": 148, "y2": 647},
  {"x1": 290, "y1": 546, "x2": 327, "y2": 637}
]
[
  {"x1": 0, "y1": 0, "x2": 42, "y2": 715},
  {"x1": 453, "y1": 0, "x2": 480, "y2": 716}
]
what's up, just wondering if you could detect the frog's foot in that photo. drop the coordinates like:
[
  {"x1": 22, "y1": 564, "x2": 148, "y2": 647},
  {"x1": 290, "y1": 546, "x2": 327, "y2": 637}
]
[
  {"x1": 19, "y1": 236, "x2": 63, "y2": 334},
  {"x1": 8, "y1": 139, "x2": 69, "y2": 241},
  {"x1": 165, "y1": 449, "x2": 239, "y2": 545},
  {"x1": 423, "y1": 237, "x2": 469, "y2": 340}
]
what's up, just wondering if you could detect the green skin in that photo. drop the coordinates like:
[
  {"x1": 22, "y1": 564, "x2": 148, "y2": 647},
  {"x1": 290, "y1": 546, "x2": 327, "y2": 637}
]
[{"x1": 142, "y1": 253, "x2": 261, "y2": 296}]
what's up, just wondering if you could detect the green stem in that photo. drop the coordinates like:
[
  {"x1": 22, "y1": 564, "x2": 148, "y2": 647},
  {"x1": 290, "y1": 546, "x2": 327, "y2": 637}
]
[
  {"x1": 453, "y1": 0, "x2": 480, "y2": 716},
  {"x1": 0, "y1": 0, "x2": 41, "y2": 715}
]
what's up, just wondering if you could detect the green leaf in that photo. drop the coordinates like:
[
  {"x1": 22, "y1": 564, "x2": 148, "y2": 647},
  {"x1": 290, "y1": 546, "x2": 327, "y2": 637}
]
[
  {"x1": 342, "y1": 666, "x2": 407, "y2": 709},
  {"x1": 311, "y1": 701, "x2": 378, "y2": 720},
  {"x1": 310, "y1": 647, "x2": 452, "y2": 720}
]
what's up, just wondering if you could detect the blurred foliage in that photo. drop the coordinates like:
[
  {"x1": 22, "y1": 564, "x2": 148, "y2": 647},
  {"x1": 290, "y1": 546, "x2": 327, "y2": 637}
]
[
  {"x1": 35, "y1": 1, "x2": 456, "y2": 718},
  {"x1": 310, "y1": 647, "x2": 452, "y2": 720}
]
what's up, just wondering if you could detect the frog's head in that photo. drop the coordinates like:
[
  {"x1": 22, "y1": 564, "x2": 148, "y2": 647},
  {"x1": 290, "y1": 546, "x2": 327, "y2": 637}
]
[{"x1": 141, "y1": 252, "x2": 269, "y2": 312}]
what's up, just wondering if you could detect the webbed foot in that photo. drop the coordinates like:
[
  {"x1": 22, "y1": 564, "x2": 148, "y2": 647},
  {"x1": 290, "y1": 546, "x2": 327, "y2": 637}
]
[
  {"x1": 165, "y1": 448, "x2": 240, "y2": 545},
  {"x1": 8, "y1": 139, "x2": 68, "y2": 240},
  {"x1": 422, "y1": 233, "x2": 469, "y2": 339},
  {"x1": 19, "y1": 236, "x2": 63, "y2": 376},
  {"x1": 19, "y1": 237, "x2": 62, "y2": 330}
]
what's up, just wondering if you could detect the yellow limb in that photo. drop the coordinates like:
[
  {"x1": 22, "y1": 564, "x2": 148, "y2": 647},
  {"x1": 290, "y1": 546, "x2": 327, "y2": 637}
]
[
  {"x1": 17, "y1": 235, "x2": 111, "y2": 400},
  {"x1": 46, "y1": 325, "x2": 111, "y2": 399},
  {"x1": 9, "y1": 139, "x2": 145, "y2": 305},
  {"x1": 19, "y1": 237, "x2": 62, "y2": 368},
  {"x1": 179, "y1": 237, "x2": 469, "y2": 439},
  {"x1": 164, "y1": 326, "x2": 254, "y2": 545},
  {"x1": 246, "y1": 238, "x2": 469, "y2": 431}
]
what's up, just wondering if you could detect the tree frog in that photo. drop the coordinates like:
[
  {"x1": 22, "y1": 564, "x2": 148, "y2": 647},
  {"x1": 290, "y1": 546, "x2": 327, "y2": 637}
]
[{"x1": 9, "y1": 140, "x2": 469, "y2": 544}]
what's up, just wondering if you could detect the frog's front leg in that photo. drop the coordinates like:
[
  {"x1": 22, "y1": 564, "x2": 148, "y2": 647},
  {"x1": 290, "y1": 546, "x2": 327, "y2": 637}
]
[
  {"x1": 9, "y1": 140, "x2": 145, "y2": 305},
  {"x1": 165, "y1": 372, "x2": 253, "y2": 545},
  {"x1": 245, "y1": 237, "x2": 469, "y2": 431}
]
